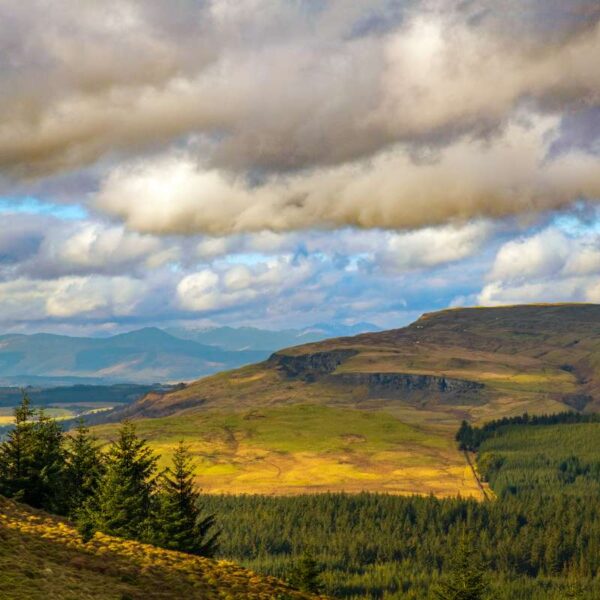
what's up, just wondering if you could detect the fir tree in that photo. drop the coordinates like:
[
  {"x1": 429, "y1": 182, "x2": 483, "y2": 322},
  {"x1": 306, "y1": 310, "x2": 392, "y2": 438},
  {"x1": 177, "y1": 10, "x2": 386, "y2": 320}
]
[
  {"x1": 79, "y1": 421, "x2": 157, "y2": 541},
  {"x1": 64, "y1": 419, "x2": 104, "y2": 517},
  {"x1": 456, "y1": 420, "x2": 473, "y2": 451},
  {"x1": 0, "y1": 394, "x2": 67, "y2": 512},
  {"x1": 28, "y1": 408, "x2": 67, "y2": 513},
  {"x1": 152, "y1": 441, "x2": 219, "y2": 556},
  {"x1": 288, "y1": 551, "x2": 323, "y2": 593},
  {"x1": 433, "y1": 534, "x2": 489, "y2": 600},
  {"x1": 0, "y1": 393, "x2": 35, "y2": 500}
]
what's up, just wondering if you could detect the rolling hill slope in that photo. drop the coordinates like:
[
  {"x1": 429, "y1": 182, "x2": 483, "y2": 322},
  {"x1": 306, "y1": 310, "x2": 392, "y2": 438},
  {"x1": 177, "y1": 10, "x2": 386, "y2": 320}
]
[
  {"x1": 0, "y1": 496, "x2": 324, "y2": 600},
  {"x1": 95, "y1": 304, "x2": 600, "y2": 497}
]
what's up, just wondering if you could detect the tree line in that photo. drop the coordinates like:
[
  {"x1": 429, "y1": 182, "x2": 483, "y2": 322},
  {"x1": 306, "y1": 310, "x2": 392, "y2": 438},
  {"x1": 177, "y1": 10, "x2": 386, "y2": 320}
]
[
  {"x1": 0, "y1": 394, "x2": 218, "y2": 557},
  {"x1": 455, "y1": 411, "x2": 600, "y2": 452}
]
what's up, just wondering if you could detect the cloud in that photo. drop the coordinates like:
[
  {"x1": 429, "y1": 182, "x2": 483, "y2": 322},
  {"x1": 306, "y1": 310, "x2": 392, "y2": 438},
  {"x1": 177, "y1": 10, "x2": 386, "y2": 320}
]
[
  {"x1": 177, "y1": 256, "x2": 319, "y2": 313},
  {"x1": 0, "y1": 214, "x2": 184, "y2": 279},
  {"x1": 0, "y1": 1, "x2": 599, "y2": 333},
  {"x1": 0, "y1": 275, "x2": 146, "y2": 322},
  {"x1": 478, "y1": 226, "x2": 600, "y2": 305},
  {"x1": 95, "y1": 115, "x2": 600, "y2": 234},
  {"x1": 372, "y1": 222, "x2": 492, "y2": 273},
  {"x1": 1, "y1": 2, "x2": 598, "y2": 217}
]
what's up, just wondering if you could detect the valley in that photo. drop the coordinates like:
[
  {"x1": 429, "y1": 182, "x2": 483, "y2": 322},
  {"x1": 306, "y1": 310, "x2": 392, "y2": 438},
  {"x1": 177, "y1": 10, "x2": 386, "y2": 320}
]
[{"x1": 93, "y1": 304, "x2": 600, "y2": 497}]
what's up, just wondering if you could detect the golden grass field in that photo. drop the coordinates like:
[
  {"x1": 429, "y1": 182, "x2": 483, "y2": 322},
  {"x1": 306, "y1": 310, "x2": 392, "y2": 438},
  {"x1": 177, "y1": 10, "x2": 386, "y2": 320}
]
[
  {"x1": 0, "y1": 496, "x2": 326, "y2": 600},
  {"x1": 93, "y1": 404, "x2": 486, "y2": 498}
]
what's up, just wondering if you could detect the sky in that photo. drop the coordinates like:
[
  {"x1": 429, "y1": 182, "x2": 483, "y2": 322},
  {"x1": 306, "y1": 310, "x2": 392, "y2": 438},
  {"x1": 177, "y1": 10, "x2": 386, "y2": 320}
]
[{"x1": 0, "y1": 0, "x2": 599, "y2": 335}]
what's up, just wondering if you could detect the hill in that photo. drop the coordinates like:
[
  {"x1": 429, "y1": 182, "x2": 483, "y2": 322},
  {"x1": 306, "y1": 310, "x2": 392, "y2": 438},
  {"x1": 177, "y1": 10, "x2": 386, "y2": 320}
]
[
  {"x1": 127, "y1": 304, "x2": 600, "y2": 418},
  {"x1": 0, "y1": 328, "x2": 267, "y2": 385},
  {"x1": 89, "y1": 305, "x2": 600, "y2": 497},
  {"x1": 0, "y1": 495, "x2": 324, "y2": 600}
]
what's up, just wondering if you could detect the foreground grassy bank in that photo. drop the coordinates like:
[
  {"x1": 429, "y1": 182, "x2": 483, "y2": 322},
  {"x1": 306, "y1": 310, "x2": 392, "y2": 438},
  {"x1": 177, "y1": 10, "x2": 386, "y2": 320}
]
[{"x1": 0, "y1": 496, "x2": 325, "y2": 600}]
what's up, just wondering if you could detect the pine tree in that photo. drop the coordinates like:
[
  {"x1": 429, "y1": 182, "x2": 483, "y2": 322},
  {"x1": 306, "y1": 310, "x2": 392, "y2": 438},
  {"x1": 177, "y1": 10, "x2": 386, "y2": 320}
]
[
  {"x1": 0, "y1": 394, "x2": 67, "y2": 512},
  {"x1": 64, "y1": 419, "x2": 104, "y2": 517},
  {"x1": 28, "y1": 408, "x2": 67, "y2": 513},
  {"x1": 0, "y1": 393, "x2": 35, "y2": 500},
  {"x1": 433, "y1": 534, "x2": 489, "y2": 600},
  {"x1": 79, "y1": 421, "x2": 157, "y2": 541},
  {"x1": 152, "y1": 441, "x2": 219, "y2": 556},
  {"x1": 456, "y1": 420, "x2": 473, "y2": 451},
  {"x1": 288, "y1": 551, "x2": 323, "y2": 593}
]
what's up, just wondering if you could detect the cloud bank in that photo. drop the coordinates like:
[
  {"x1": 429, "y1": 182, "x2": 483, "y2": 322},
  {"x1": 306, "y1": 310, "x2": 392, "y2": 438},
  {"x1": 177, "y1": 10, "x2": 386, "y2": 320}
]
[{"x1": 0, "y1": 0, "x2": 598, "y2": 235}]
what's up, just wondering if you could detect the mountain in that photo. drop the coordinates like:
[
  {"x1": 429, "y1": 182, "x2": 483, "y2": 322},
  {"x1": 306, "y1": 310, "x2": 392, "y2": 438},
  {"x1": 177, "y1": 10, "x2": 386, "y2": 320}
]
[
  {"x1": 92, "y1": 304, "x2": 600, "y2": 497},
  {"x1": 0, "y1": 496, "x2": 323, "y2": 600},
  {"x1": 0, "y1": 327, "x2": 268, "y2": 385},
  {"x1": 165, "y1": 322, "x2": 379, "y2": 352},
  {"x1": 125, "y1": 304, "x2": 600, "y2": 418}
]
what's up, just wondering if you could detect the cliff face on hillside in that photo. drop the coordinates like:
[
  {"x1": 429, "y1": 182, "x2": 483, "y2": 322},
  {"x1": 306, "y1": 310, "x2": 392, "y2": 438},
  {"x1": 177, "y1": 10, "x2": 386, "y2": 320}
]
[
  {"x1": 332, "y1": 372, "x2": 484, "y2": 400},
  {"x1": 270, "y1": 350, "x2": 484, "y2": 401},
  {"x1": 270, "y1": 349, "x2": 359, "y2": 381}
]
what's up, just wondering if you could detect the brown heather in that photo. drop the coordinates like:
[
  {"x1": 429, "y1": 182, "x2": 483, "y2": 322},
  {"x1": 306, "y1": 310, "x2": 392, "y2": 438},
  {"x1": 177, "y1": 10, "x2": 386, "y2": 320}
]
[{"x1": 0, "y1": 496, "x2": 327, "y2": 600}]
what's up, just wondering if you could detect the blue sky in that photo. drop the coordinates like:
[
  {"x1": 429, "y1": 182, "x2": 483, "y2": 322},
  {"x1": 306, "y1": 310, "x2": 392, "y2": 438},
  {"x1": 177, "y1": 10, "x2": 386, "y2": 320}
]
[
  {"x1": 0, "y1": 1, "x2": 598, "y2": 335},
  {"x1": 0, "y1": 197, "x2": 87, "y2": 220}
]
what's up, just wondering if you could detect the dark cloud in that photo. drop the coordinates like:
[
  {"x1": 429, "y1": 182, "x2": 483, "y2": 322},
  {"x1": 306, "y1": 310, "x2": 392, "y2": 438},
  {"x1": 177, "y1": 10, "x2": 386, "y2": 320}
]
[{"x1": 548, "y1": 107, "x2": 600, "y2": 158}]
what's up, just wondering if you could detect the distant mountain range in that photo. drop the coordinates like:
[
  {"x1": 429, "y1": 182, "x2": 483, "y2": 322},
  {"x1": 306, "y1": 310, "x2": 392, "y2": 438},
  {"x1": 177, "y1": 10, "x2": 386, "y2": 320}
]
[
  {"x1": 164, "y1": 322, "x2": 378, "y2": 352},
  {"x1": 0, "y1": 323, "x2": 378, "y2": 385}
]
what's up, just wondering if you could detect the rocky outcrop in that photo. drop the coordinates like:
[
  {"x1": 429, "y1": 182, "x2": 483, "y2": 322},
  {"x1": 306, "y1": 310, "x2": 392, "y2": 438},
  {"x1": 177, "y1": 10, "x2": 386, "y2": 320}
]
[
  {"x1": 332, "y1": 372, "x2": 484, "y2": 398},
  {"x1": 270, "y1": 349, "x2": 484, "y2": 399},
  {"x1": 270, "y1": 349, "x2": 358, "y2": 382}
]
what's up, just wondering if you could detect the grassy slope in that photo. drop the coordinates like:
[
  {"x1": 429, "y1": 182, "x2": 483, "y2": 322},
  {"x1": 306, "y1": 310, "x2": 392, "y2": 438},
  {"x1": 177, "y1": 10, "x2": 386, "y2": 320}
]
[
  {"x1": 0, "y1": 496, "x2": 324, "y2": 600},
  {"x1": 96, "y1": 304, "x2": 600, "y2": 497},
  {"x1": 93, "y1": 404, "x2": 482, "y2": 497}
]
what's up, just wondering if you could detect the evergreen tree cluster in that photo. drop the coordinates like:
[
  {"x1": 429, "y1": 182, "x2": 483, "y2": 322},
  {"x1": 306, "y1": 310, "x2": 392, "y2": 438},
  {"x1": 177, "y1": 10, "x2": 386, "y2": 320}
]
[
  {"x1": 455, "y1": 411, "x2": 600, "y2": 451},
  {"x1": 476, "y1": 421, "x2": 600, "y2": 497},
  {"x1": 0, "y1": 394, "x2": 218, "y2": 557}
]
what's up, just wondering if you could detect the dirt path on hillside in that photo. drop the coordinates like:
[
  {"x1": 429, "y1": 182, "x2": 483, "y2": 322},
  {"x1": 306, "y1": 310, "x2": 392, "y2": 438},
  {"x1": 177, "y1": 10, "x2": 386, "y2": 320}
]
[{"x1": 464, "y1": 451, "x2": 491, "y2": 501}]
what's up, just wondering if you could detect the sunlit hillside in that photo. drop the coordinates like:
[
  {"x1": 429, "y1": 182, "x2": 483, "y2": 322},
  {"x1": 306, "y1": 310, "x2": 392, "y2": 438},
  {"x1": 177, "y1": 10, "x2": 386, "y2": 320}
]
[{"x1": 0, "y1": 496, "x2": 326, "y2": 600}]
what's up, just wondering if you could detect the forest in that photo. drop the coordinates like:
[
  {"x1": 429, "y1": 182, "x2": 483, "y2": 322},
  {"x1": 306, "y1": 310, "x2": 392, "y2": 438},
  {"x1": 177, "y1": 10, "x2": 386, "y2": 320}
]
[
  {"x1": 1, "y1": 396, "x2": 599, "y2": 599},
  {"x1": 203, "y1": 491, "x2": 600, "y2": 599}
]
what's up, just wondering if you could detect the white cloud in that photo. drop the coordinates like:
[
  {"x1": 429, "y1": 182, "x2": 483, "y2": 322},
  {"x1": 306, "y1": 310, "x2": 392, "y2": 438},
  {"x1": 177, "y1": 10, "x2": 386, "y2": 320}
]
[
  {"x1": 374, "y1": 222, "x2": 492, "y2": 272},
  {"x1": 176, "y1": 256, "x2": 319, "y2": 314},
  {"x1": 176, "y1": 270, "x2": 221, "y2": 312},
  {"x1": 0, "y1": 275, "x2": 146, "y2": 321},
  {"x1": 479, "y1": 226, "x2": 600, "y2": 305}
]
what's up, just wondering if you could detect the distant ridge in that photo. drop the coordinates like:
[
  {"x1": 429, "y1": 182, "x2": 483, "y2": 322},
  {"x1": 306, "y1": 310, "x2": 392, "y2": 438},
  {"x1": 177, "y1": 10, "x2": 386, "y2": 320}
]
[
  {"x1": 0, "y1": 323, "x2": 379, "y2": 385},
  {"x1": 165, "y1": 322, "x2": 379, "y2": 352},
  {"x1": 0, "y1": 328, "x2": 267, "y2": 385}
]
